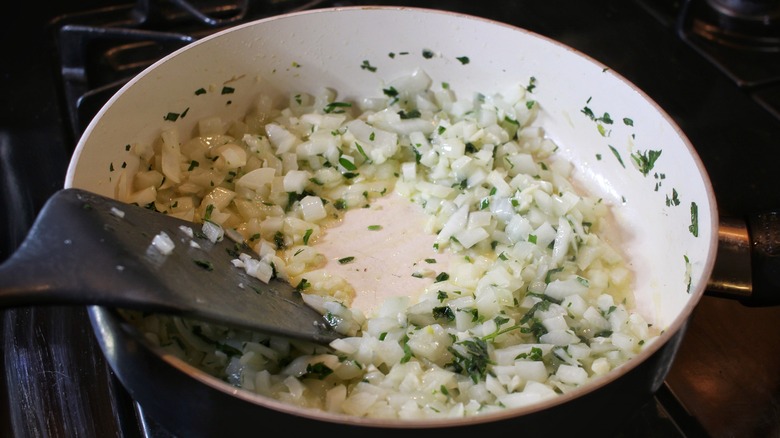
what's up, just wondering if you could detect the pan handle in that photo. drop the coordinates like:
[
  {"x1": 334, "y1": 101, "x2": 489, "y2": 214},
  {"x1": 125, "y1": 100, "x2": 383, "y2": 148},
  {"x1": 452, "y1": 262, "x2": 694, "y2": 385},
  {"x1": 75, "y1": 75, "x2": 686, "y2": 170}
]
[{"x1": 707, "y1": 212, "x2": 780, "y2": 306}]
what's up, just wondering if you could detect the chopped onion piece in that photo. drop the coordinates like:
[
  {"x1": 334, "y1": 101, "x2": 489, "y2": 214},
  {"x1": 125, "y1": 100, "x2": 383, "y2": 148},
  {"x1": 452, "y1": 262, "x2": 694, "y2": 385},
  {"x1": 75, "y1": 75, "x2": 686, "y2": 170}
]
[{"x1": 151, "y1": 231, "x2": 175, "y2": 255}]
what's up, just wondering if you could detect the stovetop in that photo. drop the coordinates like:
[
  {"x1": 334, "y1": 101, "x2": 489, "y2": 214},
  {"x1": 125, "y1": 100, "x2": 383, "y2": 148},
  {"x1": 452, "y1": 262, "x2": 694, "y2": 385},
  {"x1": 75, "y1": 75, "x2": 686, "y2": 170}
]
[{"x1": 2, "y1": 1, "x2": 779, "y2": 437}]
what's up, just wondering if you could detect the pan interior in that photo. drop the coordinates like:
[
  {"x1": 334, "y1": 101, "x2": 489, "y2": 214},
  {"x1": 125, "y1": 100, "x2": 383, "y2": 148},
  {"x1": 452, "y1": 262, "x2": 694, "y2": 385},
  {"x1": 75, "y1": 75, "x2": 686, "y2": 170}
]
[{"x1": 68, "y1": 6, "x2": 717, "y2": 426}]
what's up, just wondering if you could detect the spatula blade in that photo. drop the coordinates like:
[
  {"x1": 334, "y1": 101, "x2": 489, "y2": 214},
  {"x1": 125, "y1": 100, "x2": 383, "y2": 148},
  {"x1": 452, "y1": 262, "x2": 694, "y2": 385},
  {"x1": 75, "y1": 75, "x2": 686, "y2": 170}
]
[{"x1": 2, "y1": 188, "x2": 342, "y2": 345}]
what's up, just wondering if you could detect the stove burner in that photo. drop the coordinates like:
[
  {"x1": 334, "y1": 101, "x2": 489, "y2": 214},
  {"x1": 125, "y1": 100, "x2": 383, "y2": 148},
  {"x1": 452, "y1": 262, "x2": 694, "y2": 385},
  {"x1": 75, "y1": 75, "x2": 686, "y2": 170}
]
[
  {"x1": 700, "y1": 0, "x2": 780, "y2": 51},
  {"x1": 50, "y1": 0, "x2": 328, "y2": 142},
  {"x1": 678, "y1": 0, "x2": 780, "y2": 88}
]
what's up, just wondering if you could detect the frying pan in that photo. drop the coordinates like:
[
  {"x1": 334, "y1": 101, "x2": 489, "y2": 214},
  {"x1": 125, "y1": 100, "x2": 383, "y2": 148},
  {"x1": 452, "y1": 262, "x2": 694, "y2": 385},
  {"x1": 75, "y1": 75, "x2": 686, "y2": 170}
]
[{"x1": 64, "y1": 6, "x2": 777, "y2": 436}]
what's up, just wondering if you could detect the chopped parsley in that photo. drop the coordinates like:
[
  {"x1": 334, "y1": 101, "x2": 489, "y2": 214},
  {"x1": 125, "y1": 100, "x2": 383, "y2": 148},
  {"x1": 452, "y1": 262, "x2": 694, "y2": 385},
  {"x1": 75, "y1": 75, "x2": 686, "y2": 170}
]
[
  {"x1": 447, "y1": 338, "x2": 493, "y2": 383},
  {"x1": 666, "y1": 188, "x2": 681, "y2": 207},
  {"x1": 398, "y1": 109, "x2": 421, "y2": 119},
  {"x1": 608, "y1": 145, "x2": 626, "y2": 168},
  {"x1": 324, "y1": 102, "x2": 352, "y2": 114},
  {"x1": 689, "y1": 202, "x2": 699, "y2": 237},
  {"x1": 304, "y1": 362, "x2": 334, "y2": 380},
  {"x1": 339, "y1": 157, "x2": 357, "y2": 171},
  {"x1": 295, "y1": 278, "x2": 311, "y2": 291},
  {"x1": 526, "y1": 76, "x2": 537, "y2": 93},
  {"x1": 338, "y1": 256, "x2": 355, "y2": 264},
  {"x1": 193, "y1": 259, "x2": 214, "y2": 271},
  {"x1": 432, "y1": 306, "x2": 455, "y2": 321},
  {"x1": 631, "y1": 149, "x2": 662, "y2": 176}
]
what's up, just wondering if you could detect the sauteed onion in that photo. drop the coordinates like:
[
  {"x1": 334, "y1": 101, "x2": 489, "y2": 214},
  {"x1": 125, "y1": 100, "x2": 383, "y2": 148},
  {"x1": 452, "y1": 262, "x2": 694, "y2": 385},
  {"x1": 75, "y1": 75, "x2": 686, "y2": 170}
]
[{"x1": 118, "y1": 68, "x2": 658, "y2": 419}]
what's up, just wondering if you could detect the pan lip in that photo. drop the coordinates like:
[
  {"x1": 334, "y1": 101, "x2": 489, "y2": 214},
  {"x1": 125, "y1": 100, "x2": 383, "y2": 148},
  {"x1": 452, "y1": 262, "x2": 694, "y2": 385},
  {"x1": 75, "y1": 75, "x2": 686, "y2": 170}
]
[{"x1": 75, "y1": 4, "x2": 720, "y2": 428}]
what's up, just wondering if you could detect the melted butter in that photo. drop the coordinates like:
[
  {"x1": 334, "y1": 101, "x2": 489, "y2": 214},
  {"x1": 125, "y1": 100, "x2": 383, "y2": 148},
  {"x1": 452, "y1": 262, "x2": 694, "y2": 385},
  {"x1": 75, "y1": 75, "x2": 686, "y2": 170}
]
[{"x1": 313, "y1": 192, "x2": 451, "y2": 317}]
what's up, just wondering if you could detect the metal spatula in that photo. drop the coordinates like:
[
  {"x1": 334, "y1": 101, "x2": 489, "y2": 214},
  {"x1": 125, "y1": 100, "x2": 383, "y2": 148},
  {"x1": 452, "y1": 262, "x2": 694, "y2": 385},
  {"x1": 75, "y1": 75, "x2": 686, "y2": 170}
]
[{"x1": 0, "y1": 188, "x2": 342, "y2": 345}]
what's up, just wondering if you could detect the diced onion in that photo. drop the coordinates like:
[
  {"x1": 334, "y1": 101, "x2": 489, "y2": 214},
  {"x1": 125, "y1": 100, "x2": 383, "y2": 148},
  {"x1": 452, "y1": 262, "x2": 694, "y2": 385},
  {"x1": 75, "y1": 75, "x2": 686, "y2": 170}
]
[{"x1": 116, "y1": 68, "x2": 655, "y2": 421}]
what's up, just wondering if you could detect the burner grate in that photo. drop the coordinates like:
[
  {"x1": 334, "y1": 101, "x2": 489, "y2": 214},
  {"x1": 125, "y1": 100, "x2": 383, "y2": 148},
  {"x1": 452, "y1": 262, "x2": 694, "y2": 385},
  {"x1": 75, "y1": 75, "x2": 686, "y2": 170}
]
[
  {"x1": 677, "y1": 0, "x2": 780, "y2": 86},
  {"x1": 50, "y1": 0, "x2": 329, "y2": 140}
]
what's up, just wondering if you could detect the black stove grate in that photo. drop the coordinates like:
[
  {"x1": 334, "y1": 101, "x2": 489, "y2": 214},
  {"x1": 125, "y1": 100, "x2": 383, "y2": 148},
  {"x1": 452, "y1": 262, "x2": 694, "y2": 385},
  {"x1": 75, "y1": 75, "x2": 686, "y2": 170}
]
[
  {"x1": 50, "y1": 0, "x2": 329, "y2": 138},
  {"x1": 677, "y1": 0, "x2": 780, "y2": 117}
]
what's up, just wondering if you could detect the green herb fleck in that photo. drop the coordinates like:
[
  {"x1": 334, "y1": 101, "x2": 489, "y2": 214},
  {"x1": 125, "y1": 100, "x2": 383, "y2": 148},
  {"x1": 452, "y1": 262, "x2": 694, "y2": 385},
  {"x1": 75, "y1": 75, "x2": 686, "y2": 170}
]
[
  {"x1": 526, "y1": 76, "x2": 537, "y2": 93},
  {"x1": 689, "y1": 202, "x2": 699, "y2": 237},
  {"x1": 433, "y1": 306, "x2": 455, "y2": 321},
  {"x1": 631, "y1": 149, "x2": 662, "y2": 176},
  {"x1": 273, "y1": 231, "x2": 286, "y2": 249},
  {"x1": 204, "y1": 204, "x2": 215, "y2": 221},
  {"x1": 355, "y1": 142, "x2": 370, "y2": 161},
  {"x1": 609, "y1": 145, "x2": 626, "y2": 168},
  {"x1": 338, "y1": 256, "x2": 355, "y2": 264},
  {"x1": 447, "y1": 338, "x2": 492, "y2": 383},
  {"x1": 398, "y1": 109, "x2": 421, "y2": 119},
  {"x1": 400, "y1": 336, "x2": 413, "y2": 363},
  {"x1": 666, "y1": 189, "x2": 680, "y2": 207},
  {"x1": 194, "y1": 259, "x2": 214, "y2": 271},
  {"x1": 324, "y1": 102, "x2": 352, "y2": 114},
  {"x1": 304, "y1": 362, "x2": 333, "y2": 380},
  {"x1": 515, "y1": 346, "x2": 544, "y2": 361},
  {"x1": 383, "y1": 87, "x2": 399, "y2": 98},
  {"x1": 435, "y1": 272, "x2": 450, "y2": 282},
  {"x1": 339, "y1": 157, "x2": 357, "y2": 171}
]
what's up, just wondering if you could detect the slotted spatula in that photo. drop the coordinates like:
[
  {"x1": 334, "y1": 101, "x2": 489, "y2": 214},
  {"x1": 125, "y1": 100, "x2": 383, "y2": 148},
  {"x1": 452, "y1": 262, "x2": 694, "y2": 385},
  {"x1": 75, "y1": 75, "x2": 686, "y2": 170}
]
[{"x1": 0, "y1": 188, "x2": 342, "y2": 345}]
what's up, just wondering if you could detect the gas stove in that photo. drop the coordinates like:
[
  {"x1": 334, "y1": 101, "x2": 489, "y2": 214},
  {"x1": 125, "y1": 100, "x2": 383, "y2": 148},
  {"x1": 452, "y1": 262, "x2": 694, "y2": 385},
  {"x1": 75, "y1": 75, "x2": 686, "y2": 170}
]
[{"x1": 2, "y1": 1, "x2": 779, "y2": 437}]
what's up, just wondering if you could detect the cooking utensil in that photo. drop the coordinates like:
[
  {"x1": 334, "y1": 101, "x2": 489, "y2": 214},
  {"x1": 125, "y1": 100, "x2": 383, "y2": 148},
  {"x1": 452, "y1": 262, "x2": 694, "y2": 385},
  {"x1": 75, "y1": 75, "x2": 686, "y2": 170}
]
[
  {"x1": 62, "y1": 6, "x2": 776, "y2": 436},
  {"x1": 0, "y1": 188, "x2": 341, "y2": 345}
]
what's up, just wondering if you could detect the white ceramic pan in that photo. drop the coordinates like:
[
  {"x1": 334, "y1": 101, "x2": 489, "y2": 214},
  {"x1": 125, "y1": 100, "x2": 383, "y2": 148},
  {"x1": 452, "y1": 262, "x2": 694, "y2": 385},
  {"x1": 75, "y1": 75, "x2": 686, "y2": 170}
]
[{"x1": 66, "y1": 6, "x2": 729, "y2": 436}]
